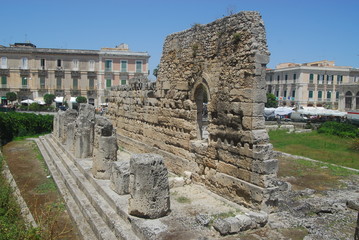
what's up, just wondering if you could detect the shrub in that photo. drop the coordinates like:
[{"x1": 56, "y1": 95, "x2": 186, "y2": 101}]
[
  {"x1": 43, "y1": 94, "x2": 55, "y2": 105},
  {"x1": 76, "y1": 96, "x2": 87, "y2": 104},
  {"x1": 0, "y1": 112, "x2": 54, "y2": 145},
  {"x1": 318, "y1": 121, "x2": 359, "y2": 138}
]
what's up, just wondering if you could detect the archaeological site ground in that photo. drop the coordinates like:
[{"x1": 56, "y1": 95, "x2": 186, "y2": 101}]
[{"x1": 1, "y1": 11, "x2": 359, "y2": 240}]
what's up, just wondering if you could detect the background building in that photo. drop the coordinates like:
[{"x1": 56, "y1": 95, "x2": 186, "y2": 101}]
[
  {"x1": 0, "y1": 43, "x2": 150, "y2": 107},
  {"x1": 266, "y1": 60, "x2": 359, "y2": 111}
]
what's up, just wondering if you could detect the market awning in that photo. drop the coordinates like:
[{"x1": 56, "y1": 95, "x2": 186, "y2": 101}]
[
  {"x1": 70, "y1": 97, "x2": 77, "y2": 103},
  {"x1": 21, "y1": 99, "x2": 35, "y2": 104},
  {"x1": 34, "y1": 97, "x2": 46, "y2": 105},
  {"x1": 54, "y1": 97, "x2": 64, "y2": 103},
  {"x1": 1, "y1": 96, "x2": 6, "y2": 100}
]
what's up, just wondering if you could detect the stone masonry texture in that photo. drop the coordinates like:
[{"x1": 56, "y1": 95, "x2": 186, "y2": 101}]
[{"x1": 106, "y1": 11, "x2": 278, "y2": 210}]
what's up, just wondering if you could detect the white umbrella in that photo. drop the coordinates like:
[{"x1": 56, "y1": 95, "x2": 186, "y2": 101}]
[{"x1": 21, "y1": 99, "x2": 35, "y2": 104}]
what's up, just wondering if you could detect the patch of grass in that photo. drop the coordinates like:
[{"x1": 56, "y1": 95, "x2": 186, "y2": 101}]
[
  {"x1": 35, "y1": 179, "x2": 57, "y2": 194},
  {"x1": 176, "y1": 196, "x2": 191, "y2": 204},
  {"x1": 278, "y1": 155, "x2": 357, "y2": 191},
  {"x1": 269, "y1": 130, "x2": 359, "y2": 169},
  {"x1": 13, "y1": 133, "x2": 47, "y2": 142},
  {"x1": 0, "y1": 154, "x2": 40, "y2": 240}
]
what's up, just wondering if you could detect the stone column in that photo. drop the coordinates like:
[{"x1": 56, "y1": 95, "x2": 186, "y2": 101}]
[
  {"x1": 92, "y1": 116, "x2": 118, "y2": 179},
  {"x1": 128, "y1": 154, "x2": 170, "y2": 219}
]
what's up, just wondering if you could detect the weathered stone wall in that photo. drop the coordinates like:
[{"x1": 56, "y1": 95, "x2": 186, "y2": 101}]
[{"x1": 106, "y1": 11, "x2": 278, "y2": 209}]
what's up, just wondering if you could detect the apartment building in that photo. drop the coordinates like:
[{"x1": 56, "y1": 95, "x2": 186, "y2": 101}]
[
  {"x1": 0, "y1": 43, "x2": 150, "y2": 107},
  {"x1": 266, "y1": 60, "x2": 359, "y2": 111}
]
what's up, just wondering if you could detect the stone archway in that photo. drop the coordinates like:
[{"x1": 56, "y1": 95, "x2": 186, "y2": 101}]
[{"x1": 194, "y1": 84, "x2": 209, "y2": 140}]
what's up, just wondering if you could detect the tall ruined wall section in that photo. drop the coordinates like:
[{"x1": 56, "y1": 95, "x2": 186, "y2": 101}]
[{"x1": 107, "y1": 11, "x2": 278, "y2": 209}]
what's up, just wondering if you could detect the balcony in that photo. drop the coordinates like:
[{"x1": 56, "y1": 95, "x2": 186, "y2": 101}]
[
  {"x1": 20, "y1": 69, "x2": 30, "y2": 77},
  {"x1": 38, "y1": 70, "x2": 48, "y2": 77},
  {"x1": 0, "y1": 69, "x2": 10, "y2": 76},
  {"x1": 55, "y1": 89, "x2": 65, "y2": 96},
  {"x1": 70, "y1": 89, "x2": 81, "y2": 96},
  {"x1": 87, "y1": 71, "x2": 97, "y2": 78},
  {"x1": 71, "y1": 71, "x2": 81, "y2": 78},
  {"x1": 87, "y1": 90, "x2": 97, "y2": 97},
  {"x1": 55, "y1": 70, "x2": 65, "y2": 78}
]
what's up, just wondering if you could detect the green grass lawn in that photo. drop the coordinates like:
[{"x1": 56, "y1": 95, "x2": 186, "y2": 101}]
[{"x1": 268, "y1": 130, "x2": 359, "y2": 169}]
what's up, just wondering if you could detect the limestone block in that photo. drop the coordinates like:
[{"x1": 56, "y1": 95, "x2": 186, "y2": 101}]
[
  {"x1": 110, "y1": 160, "x2": 130, "y2": 195},
  {"x1": 92, "y1": 136, "x2": 118, "y2": 179},
  {"x1": 234, "y1": 215, "x2": 252, "y2": 231},
  {"x1": 213, "y1": 218, "x2": 230, "y2": 235},
  {"x1": 168, "y1": 177, "x2": 185, "y2": 188},
  {"x1": 128, "y1": 154, "x2": 170, "y2": 219},
  {"x1": 246, "y1": 211, "x2": 268, "y2": 228}
]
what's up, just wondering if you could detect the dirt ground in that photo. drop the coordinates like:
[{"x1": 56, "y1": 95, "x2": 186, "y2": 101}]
[{"x1": 2, "y1": 139, "x2": 80, "y2": 240}]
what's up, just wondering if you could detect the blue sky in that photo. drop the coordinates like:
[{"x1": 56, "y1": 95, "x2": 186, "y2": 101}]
[{"x1": 1, "y1": 0, "x2": 359, "y2": 78}]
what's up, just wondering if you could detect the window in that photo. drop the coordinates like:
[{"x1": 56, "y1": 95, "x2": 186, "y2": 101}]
[
  {"x1": 21, "y1": 57, "x2": 28, "y2": 69},
  {"x1": 309, "y1": 74, "x2": 314, "y2": 83},
  {"x1": 89, "y1": 78, "x2": 94, "y2": 90},
  {"x1": 56, "y1": 78, "x2": 62, "y2": 88},
  {"x1": 88, "y1": 60, "x2": 95, "y2": 71},
  {"x1": 293, "y1": 74, "x2": 297, "y2": 82},
  {"x1": 269, "y1": 75, "x2": 272, "y2": 82},
  {"x1": 105, "y1": 60, "x2": 112, "y2": 72},
  {"x1": 277, "y1": 75, "x2": 280, "y2": 82},
  {"x1": 1, "y1": 76, "x2": 7, "y2": 85},
  {"x1": 292, "y1": 90, "x2": 296, "y2": 98},
  {"x1": 327, "y1": 91, "x2": 331, "y2": 100},
  {"x1": 1, "y1": 57, "x2": 7, "y2": 69},
  {"x1": 284, "y1": 90, "x2": 287, "y2": 98},
  {"x1": 309, "y1": 90, "x2": 313, "y2": 99},
  {"x1": 336, "y1": 91, "x2": 339, "y2": 101},
  {"x1": 317, "y1": 74, "x2": 324, "y2": 84},
  {"x1": 72, "y1": 59, "x2": 79, "y2": 70},
  {"x1": 285, "y1": 74, "x2": 288, "y2": 82},
  {"x1": 40, "y1": 77, "x2": 45, "y2": 89},
  {"x1": 318, "y1": 91, "x2": 322, "y2": 100},
  {"x1": 121, "y1": 60, "x2": 127, "y2": 72},
  {"x1": 276, "y1": 90, "x2": 279, "y2": 97},
  {"x1": 57, "y1": 59, "x2": 62, "y2": 68},
  {"x1": 337, "y1": 75, "x2": 343, "y2": 84},
  {"x1": 121, "y1": 79, "x2": 127, "y2": 85},
  {"x1": 40, "y1": 59, "x2": 46, "y2": 70},
  {"x1": 73, "y1": 78, "x2": 78, "y2": 89},
  {"x1": 327, "y1": 75, "x2": 333, "y2": 84},
  {"x1": 106, "y1": 79, "x2": 111, "y2": 88},
  {"x1": 22, "y1": 77, "x2": 28, "y2": 87},
  {"x1": 136, "y1": 60, "x2": 142, "y2": 73},
  {"x1": 345, "y1": 91, "x2": 352, "y2": 109}
]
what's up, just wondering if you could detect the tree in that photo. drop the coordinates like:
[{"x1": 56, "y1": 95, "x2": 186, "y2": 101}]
[
  {"x1": 153, "y1": 65, "x2": 159, "y2": 78},
  {"x1": 6, "y1": 92, "x2": 17, "y2": 103},
  {"x1": 43, "y1": 94, "x2": 56, "y2": 105},
  {"x1": 265, "y1": 93, "x2": 278, "y2": 108},
  {"x1": 76, "y1": 96, "x2": 87, "y2": 104}
]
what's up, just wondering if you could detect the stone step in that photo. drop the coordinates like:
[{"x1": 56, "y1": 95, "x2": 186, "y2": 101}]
[
  {"x1": 45, "y1": 135, "x2": 134, "y2": 229},
  {"x1": 36, "y1": 138, "x2": 97, "y2": 240},
  {"x1": 38, "y1": 135, "x2": 140, "y2": 240}
]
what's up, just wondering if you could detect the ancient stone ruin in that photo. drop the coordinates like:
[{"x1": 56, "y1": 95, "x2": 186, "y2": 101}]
[
  {"x1": 106, "y1": 11, "x2": 278, "y2": 210},
  {"x1": 53, "y1": 103, "x2": 171, "y2": 219}
]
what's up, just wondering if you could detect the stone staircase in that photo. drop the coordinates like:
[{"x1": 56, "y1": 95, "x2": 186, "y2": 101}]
[{"x1": 36, "y1": 134, "x2": 142, "y2": 240}]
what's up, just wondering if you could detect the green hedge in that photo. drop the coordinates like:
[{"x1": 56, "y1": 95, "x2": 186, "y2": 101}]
[
  {"x1": 0, "y1": 112, "x2": 53, "y2": 145},
  {"x1": 318, "y1": 121, "x2": 359, "y2": 138}
]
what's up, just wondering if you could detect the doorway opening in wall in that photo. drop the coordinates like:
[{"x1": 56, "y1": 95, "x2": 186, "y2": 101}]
[{"x1": 194, "y1": 84, "x2": 209, "y2": 140}]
